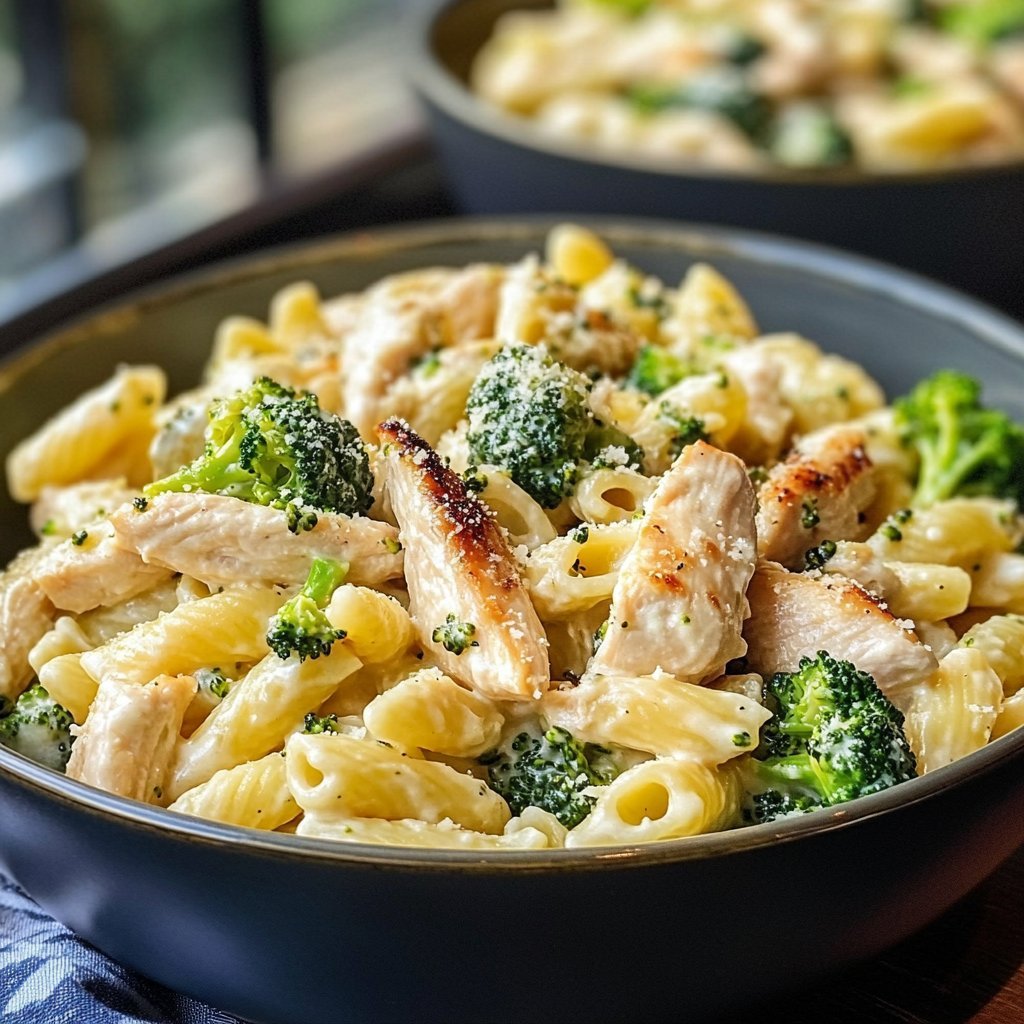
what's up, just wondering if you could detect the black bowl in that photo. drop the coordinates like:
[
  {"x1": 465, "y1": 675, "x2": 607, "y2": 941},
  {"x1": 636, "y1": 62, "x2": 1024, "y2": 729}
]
[
  {"x1": 1, "y1": 219, "x2": 1024, "y2": 1024},
  {"x1": 409, "y1": 0, "x2": 1024, "y2": 316}
]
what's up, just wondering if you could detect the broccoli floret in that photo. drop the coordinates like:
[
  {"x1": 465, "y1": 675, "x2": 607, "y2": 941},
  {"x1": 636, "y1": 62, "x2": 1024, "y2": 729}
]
[
  {"x1": 658, "y1": 402, "x2": 710, "y2": 457},
  {"x1": 0, "y1": 684, "x2": 75, "y2": 772},
  {"x1": 587, "y1": 0, "x2": 652, "y2": 15},
  {"x1": 742, "y1": 651, "x2": 917, "y2": 824},
  {"x1": 626, "y1": 345, "x2": 694, "y2": 396},
  {"x1": 894, "y1": 370, "x2": 1024, "y2": 509},
  {"x1": 628, "y1": 67, "x2": 771, "y2": 139},
  {"x1": 479, "y1": 723, "x2": 620, "y2": 828},
  {"x1": 466, "y1": 343, "x2": 593, "y2": 508},
  {"x1": 803, "y1": 539, "x2": 837, "y2": 571},
  {"x1": 770, "y1": 104, "x2": 853, "y2": 169},
  {"x1": 720, "y1": 29, "x2": 766, "y2": 65},
  {"x1": 146, "y1": 377, "x2": 373, "y2": 531},
  {"x1": 194, "y1": 666, "x2": 231, "y2": 701},
  {"x1": 432, "y1": 614, "x2": 479, "y2": 655},
  {"x1": 266, "y1": 558, "x2": 348, "y2": 661},
  {"x1": 303, "y1": 712, "x2": 340, "y2": 734},
  {"x1": 940, "y1": 0, "x2": 1024, "y2": 43},
  {"x1": 583, "y1": 421, "x2": 644, "y2": 470},
  {"x1": 461, "y1": 466, "x2": 489, "y2": 494}
]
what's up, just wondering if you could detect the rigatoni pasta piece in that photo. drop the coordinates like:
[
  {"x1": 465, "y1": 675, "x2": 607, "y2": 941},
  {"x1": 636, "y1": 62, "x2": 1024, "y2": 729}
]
[
  {"x1": 494, "y1": 254, "x2": 577, "y2": 348},
  {"x1": 662, "y1": 263, "x2": 757, "y2": 354},
  {"x1": 903, "y1": 647, "x2": 1002, "y2": 774},
  {"x1": 297, "y1": 815, "x2": 552, "y2": 849},
  {"x1": 209, "y1": 315, "x2": 281, "y2": 368},
  {"x1": 475, "y1": 470, "x2": 557, "y2": 550},
  {"x1": 718, "y1": 344, "x2": 793, "y2": 465},
  {"x1": 565, "y1": 759, "x2": 742, "y2": 847},
  {"x1": 569, "y1": 467, "x2": 655, "y2": 525},
  {"x1": 286, "y1": 732, "x2": 510, "y2": 834},
  {"x1": 66, "y1": 673, "x2": 197, "y2": 804},
  {"x1": 543, "y1": 674, "x2": 771, "y2": 763},
  {"x1": 545, "y1": 223, "x2": 613, "y2": 287},
  {"x1": 6, "y1": 365, "x2": 166, "y2": 502},
  {"x1": 524, "y1": 521, "x2": 637, "y2": 620},
  {"x1": 867, "y1": 498, "x2": 1019, "y2": 567},
  {"x1": 577, "y1": 260, "x2": 666, "y2": 342},
  {"x1": 883, "y1": 561, "x2": 972, "y2": 621},
  {"x1": 29, "y1": 616, "x2": 92, "y2": 678},
  {"x1": 992, "y1": 689, "x2": 1024, "y2": 740},
  {"x1": 967, "y1": 553, "x2": 1024, "y2": 613},
  {"x1": 750, "y1": 334, "x2": 885, "y2": 436},
  {"x1": 168, "y1": 644, "x2": 361, "y2": 801},
  {"x1": 37, "y1": 654, "x2": 97, "y2": 724},
  {"x1": 80, "y1": 586, "x2": 281, "y2": 686},
  {"x1": 268, "y1": 280, "x2": 328, "y2": 347},
  {"x1": 363, "y1": 668, "x2": 504, "y2": 758},
  {"x1": 169, "y1": 752, "x2": 298, "y2": 830},
  {"x1": 325, "y1": 585, "x2": 414, "y2": 664},
  {"x1": 959, "y1": 615, "x2": 1024, "y2": 695},
  {"x1": 850, "y1": 81, "x2": 1008, "y2": 167}
]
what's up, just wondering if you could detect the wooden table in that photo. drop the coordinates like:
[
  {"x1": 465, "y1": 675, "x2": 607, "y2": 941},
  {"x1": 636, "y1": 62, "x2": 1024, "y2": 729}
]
[{"x1": 768, "y1": 846, "x2": 1024, "y2": 1023}]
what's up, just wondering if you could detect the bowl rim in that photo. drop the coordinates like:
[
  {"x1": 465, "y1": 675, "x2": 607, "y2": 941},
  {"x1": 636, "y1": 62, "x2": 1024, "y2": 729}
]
[
  {"x1": 408, "y1": 0, "x2": 1024, "y2": 188},
  {"x1": 2, "y1": 213, "x2": 1024, "y2": 874}
]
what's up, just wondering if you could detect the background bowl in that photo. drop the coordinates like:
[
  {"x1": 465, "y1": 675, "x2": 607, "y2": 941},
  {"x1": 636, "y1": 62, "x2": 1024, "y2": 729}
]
[
  {"x1": 1, "y1": 219, "x2": 1024, "y2": 1024},
  {"x1": 410, "y1": 0, "x2": 1024, "y2": 317}
]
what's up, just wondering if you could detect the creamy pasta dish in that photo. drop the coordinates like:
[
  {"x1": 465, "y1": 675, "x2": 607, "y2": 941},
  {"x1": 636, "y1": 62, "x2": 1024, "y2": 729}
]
[
  {"x1": 472, "y1": 0, "x2": 1024, "y2": 172},
  {"x1": 1, "y1": 224, "x2": 1023, "y2": 850}
]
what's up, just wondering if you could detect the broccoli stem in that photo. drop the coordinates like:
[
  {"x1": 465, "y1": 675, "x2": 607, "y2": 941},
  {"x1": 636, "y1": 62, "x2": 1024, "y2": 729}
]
[{"x1": 303, "y1": 558, "x2": 349, "y2": 607}]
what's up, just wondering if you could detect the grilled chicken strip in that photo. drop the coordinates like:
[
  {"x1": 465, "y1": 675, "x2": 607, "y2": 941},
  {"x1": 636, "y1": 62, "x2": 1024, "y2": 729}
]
[
  {"x1": 756, "y1": 425, "x2": 877, "y2": 570},
  {"x1": 109, "y1": 493, "x2": 402, "y2": 589},
  {"x1": 33, "y1": 533, "x2": 171, "y2": 615},
  {"x1": 378, "y1": 419, "x2": 550, "y2": 702},
  {"x1": 744, "y1": 561, "x2": 938, "y2": 703},
  {"x1": 587, "y1": 440, "x2": 757, "y2": 683},
  {"x1": 0, "y1": 547, "x2": 56, "y2": 700}
]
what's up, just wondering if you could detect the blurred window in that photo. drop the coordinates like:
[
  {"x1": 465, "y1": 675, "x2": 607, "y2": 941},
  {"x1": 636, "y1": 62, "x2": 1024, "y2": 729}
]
[
  {"x1": 266, "y1": 0, "x2": 418, "y2": 176},
  {"x1": 0, "y1": 0, "x2": 420, "y2": 316}
]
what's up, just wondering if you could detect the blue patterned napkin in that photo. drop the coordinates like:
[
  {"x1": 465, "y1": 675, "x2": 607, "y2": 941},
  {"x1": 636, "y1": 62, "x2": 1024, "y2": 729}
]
[{"x1": 0, "y1": 873, "x2": 240, "y2": 1024}]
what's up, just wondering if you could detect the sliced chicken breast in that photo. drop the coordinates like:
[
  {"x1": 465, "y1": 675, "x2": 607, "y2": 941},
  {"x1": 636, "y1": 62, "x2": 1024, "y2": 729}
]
[
  {"x1": 756, "y1": 425, "x2": 877, "y2": 570},
  {"x1": 66, "y1": 673, "x2": 197, "y2": 804},
  {"x1": 744, "y1": 560, "x2": 938, "y2": 701},
  {"x1": 588, "y1": 440, "x2": 757, "y2": 683},
  {"x1": 378, "y1": 419, "x2": 549, "y2": 702},
  {"x1": 33, "y1": 533, "x2": 171, "y2": 615},
  {"x1": 109, "y1": 493, "x2": 402, "y2": 589},
  {"x1": 0, "y1": 547, "x2": 57, "y2": 700}
]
